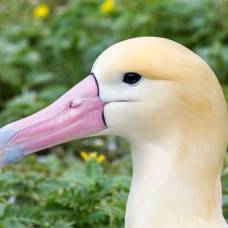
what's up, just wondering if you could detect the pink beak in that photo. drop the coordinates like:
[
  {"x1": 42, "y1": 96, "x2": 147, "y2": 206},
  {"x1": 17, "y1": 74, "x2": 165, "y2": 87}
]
[{"x1": 0, "y1": 75, "x2": 106, "y2": 167}]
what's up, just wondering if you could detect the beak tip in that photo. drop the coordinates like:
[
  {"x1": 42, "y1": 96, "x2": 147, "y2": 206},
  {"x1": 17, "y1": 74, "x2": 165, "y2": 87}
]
[
  {"x1": 1, "y1": 145, "x2": 24, "y2": 166},
  {"x1": 0, "y1": 127, "x2": 24, "y2": 166},
  {"x1": 0, "y1": 127, "x2": 15, "y2": 147}
]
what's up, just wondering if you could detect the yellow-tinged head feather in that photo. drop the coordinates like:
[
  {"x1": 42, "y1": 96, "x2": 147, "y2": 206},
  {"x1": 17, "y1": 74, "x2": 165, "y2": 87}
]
[
  {"x1": 94, "y1": 37, "x2": 226, "y2": 111},
  {"x1": 94, "y1": 37, "x2": 215, "y2": 81},
  {"x1": 93, "y1": 36, "x2": 228, "y2": 145}
]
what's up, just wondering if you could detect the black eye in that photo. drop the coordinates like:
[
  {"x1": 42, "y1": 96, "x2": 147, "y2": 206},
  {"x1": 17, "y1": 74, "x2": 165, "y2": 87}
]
[{"x1": 123, "y1": 72, "x2": 142, "y2": 85}]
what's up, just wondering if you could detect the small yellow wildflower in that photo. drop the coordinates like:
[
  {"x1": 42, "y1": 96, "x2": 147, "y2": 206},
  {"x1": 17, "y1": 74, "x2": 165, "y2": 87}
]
[
  {"x1": 33, "y1": 4, "x2": 49, "y2": 18},
  {"x1": 97, "y1": 154, "x2": 106, "y2": 163},
  {"x1": 100, "y1": 0, "x2": 114, "y2": 14},
  {"x1": 90, "y1": 152, "x2": 98, "y2": 159},
  {"x1": 80, "y1": 151, "x2": 89, "y2": 161},
  {"x1": 80, "y1": 151, "x2": 106, "y2": 163}
]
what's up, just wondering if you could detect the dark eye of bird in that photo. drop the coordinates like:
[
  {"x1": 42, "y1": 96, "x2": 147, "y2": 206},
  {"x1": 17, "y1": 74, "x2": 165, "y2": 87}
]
[{"x1": 123, "y1": 72, "x2": 142, "y2": 85}]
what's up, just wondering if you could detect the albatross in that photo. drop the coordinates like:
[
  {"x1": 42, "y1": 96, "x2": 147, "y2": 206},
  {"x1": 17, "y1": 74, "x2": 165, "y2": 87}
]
[{"x1": 0, "y1": 37, "x2": 228, "y2": 228}]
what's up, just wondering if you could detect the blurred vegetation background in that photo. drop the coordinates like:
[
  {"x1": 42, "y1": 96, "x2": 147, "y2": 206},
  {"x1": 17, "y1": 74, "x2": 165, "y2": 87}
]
[{"x1": 0, "y1": 0, "x2": 228, "y2": 227}]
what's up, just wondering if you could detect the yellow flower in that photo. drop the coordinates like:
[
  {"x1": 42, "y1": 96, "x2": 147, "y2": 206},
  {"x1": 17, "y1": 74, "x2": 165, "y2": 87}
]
[
  {"x1": 90, "y1": 152, "x2": 98, "y2": 159},
  {"x1": 100, "y1": 0, "x2": 114, "y2": 14},
  {"x1": 97, "y1": 154, "x2": 106, "y2": 163},
  {"x1": 33, "y1": 4, "x2": 49, "y2": 18},
  {"x1": 80, "y1": 151, "x2": 106, "y2": 163},
  {"x1": 80, "y1": 151, "x2": 89, "y2": 161}
]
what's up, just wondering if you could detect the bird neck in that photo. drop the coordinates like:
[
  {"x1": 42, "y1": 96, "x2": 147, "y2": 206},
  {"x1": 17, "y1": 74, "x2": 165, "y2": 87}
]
[{"x1": 125, "y1": 131, "x2": 227, "y2": 228}]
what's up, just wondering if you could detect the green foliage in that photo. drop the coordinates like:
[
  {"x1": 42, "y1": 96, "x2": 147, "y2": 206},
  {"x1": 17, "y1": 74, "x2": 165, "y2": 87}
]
[
  {"x1": 223, "y1": 85, "x2": 228, "y2": 101},
  {"x1": 0, "y1": 155, "x2": 131, "y2": 228},
  {"x1": 1, "y1": 153, "x2": 228, "y2": 227},
  {"x1": 222, "y1": 154, "x2": 228, "y2": 219}
]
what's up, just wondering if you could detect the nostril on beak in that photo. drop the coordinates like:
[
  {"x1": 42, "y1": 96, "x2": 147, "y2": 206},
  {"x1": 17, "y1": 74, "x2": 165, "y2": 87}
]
[{"x1": 67, "y1": 99, "x2": 83, "y2": 108}]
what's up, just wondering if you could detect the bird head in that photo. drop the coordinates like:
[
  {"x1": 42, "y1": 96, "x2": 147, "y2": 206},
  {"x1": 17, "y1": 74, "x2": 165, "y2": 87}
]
[{"x1": 0, "y1": 37, "x2": 227, "y2": 167}]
